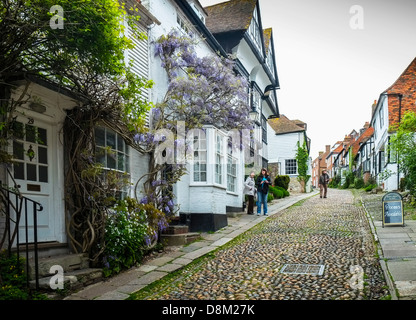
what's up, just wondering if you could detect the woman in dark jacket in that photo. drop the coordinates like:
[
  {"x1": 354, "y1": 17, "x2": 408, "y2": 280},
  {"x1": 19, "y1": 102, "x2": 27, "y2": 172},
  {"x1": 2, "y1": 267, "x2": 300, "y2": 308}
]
[{"x1": 256, "y1": 168, "x2": 271, "y2": 216}]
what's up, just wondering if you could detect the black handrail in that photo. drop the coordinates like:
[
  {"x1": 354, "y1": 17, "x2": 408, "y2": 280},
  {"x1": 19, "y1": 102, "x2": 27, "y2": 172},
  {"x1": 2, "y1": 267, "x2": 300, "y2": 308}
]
[{"x1": 0, "y1": 183, "x2": 43, "y2": 290}]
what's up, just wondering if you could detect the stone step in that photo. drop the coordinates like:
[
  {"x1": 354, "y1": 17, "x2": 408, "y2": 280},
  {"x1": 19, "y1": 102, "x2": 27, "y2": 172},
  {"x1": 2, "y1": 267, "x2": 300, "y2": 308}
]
[
  {"x1": 161, "y1": 232, "x2": 201, "y2": 246},
  {"x1": 17, "y1": 242, "x2": 70, "y2": 260},
  {"x1": 162, "y1": 225, "x2": 190, "y2": 235},
  {"x1": 29, "y1": 253, "x2": 89, "y2": 279},
  {"x1": 30, "y1": 268, "x2": 103, "y2": 292}
]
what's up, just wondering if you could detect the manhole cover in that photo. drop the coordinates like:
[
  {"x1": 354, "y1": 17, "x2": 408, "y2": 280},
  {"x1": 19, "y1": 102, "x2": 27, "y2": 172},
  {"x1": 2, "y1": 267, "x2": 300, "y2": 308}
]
[{"x1": 280, "y1": 264, "x2": 325, "y2": 275}]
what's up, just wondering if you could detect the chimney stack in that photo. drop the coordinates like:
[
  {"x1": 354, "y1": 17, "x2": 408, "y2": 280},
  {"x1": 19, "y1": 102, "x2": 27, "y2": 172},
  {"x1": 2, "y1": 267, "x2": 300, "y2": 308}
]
[{"x1": 371, "y1": 100, "x2": 377, "y2": 116}]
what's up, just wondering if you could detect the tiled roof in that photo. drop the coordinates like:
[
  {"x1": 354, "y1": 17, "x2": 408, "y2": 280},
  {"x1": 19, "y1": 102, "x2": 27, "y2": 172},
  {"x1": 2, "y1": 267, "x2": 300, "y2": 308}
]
[
  {"x1": 263, "y1": 28, "x2": 272, "y2": 54},
  {"x1": 351, "y1": 126, "x2": 374, "y2": 157},
  {"x1": 383, "y1": 57, "x2": 416, "y2": 128},
  {"x1": 204, "y1": 0, "x2": 257, "y2": 35},
  {"x1": 333, "y1": 143, "x2": 344, "y2": 154},
  {"x1": 268, "y1": 114, "x2": 306, "y2": 135}
]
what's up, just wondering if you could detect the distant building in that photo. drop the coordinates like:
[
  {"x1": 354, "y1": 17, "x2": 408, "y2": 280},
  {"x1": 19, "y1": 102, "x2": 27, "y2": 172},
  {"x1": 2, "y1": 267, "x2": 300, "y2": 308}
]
[
  {"x1": 268, "y1": 115, "x2": 312, "y2": 192},
  {"x1": 312, "y1": 145, "x2": 330, "y2": 188}
]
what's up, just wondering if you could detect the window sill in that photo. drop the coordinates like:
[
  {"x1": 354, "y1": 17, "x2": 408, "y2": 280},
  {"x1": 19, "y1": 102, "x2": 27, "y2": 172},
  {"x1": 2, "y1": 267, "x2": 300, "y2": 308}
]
[{"x1": 189, "y1": 183, "x2": 227, "y2": 190}]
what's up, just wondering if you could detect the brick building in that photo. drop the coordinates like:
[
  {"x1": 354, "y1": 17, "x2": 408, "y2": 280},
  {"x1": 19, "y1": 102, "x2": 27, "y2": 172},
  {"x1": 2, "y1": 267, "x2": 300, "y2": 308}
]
[
  {"x1": 369, "y1": 56, "x2": 416, "y2": 190},
  {"x1": 311, "y1": 145, "x2": 330, "y2": 188}
]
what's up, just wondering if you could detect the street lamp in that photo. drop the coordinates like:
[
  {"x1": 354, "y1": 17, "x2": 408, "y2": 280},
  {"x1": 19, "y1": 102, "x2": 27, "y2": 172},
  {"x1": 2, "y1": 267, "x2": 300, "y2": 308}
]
[{"x1": 249, "y1": 108, "x2": 259, "y2": 123}]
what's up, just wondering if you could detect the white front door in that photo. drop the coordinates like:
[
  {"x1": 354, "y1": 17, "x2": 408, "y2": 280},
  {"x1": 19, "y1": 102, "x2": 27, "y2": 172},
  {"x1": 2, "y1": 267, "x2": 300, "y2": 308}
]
[{"x1": 9, "y1": 115, "x2": 58, "y2": 243}]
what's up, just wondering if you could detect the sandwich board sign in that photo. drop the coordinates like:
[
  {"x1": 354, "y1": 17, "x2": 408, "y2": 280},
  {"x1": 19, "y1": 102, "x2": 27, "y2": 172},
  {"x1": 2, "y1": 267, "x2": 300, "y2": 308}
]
[{"x1": 382, "y1": 192, "x2": 404, "y2": 227}]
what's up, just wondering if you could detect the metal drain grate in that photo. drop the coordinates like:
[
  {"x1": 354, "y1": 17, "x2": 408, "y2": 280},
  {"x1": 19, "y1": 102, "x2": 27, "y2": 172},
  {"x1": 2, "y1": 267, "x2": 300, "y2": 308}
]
[{"x1": 280, "y1": 264, "x2": 325, "y2": 275}]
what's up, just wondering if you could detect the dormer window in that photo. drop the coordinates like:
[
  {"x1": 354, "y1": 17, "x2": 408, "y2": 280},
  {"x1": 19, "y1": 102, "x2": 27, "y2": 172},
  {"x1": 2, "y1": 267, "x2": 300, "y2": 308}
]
[
  {"x1": 248, "y1": 8, "x2": 262, "y2": 54},
  {"x1": 266, "y1": 48, "x2": 275, "y2": 75},
  {"x1": 190, "y1": 2, "x2": 205, "y2": 24},
  {"x1": 177, "y1": 14, "x2": 192, "y2": 36}
]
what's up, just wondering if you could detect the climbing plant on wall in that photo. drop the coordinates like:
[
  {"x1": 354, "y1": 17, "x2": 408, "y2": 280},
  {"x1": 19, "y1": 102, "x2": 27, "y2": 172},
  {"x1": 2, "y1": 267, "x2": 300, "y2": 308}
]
[
  {"x1": 295, "y1": 141, "x2": 310, "y2": 193},
  {"x1": 133, "y1": 31, "x2": 252, "y2": 215}
]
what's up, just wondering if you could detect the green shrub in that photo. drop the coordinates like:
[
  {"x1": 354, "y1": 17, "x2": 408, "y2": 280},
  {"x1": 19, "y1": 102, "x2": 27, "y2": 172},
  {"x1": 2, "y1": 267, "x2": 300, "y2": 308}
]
[
  {"x1": 329, "y1": 175, "x2": 341, "y2": 188},
  {"x1": 267, "y1": 193, "x2": 274, "y2": 202},
  {"x1": 103, "y1": 198, "x2": 167, "y2": 277},
  {"x1": 269, "y1": 186, "x2": 283, "y2": 199},
  {"x1": 275, "y1": 185, "x2": 289, "y2": 197},
  {"x1": 354, "y1": 177, "x2": 365, "y2": 189},
  {"x1": 364, "y1": 184, "x2": 377, "y2": 192},
  {"x1": 274, "y1": 175, "x2": 290, "y2": 190},
  {"x1": 0, "y1": 251, "x2": 47, "y2": 300}
]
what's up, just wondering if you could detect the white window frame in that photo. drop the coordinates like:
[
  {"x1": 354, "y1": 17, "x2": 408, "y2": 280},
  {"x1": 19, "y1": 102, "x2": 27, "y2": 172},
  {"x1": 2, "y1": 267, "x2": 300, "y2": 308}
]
[
  {"x1": 192, "y1": 130, "x2": 207, "y2": 182},
  {"x1": 248, "y1": 7, "x2": 262, "y2": 54},
  {"x1": 285, "y1": 159, "x2": 297, "y2": 175},
  {"x1": 379, "y1": 105, "x2": 384, "y2": 129},
  {"x1": 95, "y1": 127, "x2": 130, "y2": 173},
  {"x1": 226, "y1": 139, "x2": 237, "y2": 192},
  {"x1": 177, "y1": 13, "x2": 193, "y2": 37},
  {"x1": 215, "y1": 133, "x2": 224, "y2": 185}
]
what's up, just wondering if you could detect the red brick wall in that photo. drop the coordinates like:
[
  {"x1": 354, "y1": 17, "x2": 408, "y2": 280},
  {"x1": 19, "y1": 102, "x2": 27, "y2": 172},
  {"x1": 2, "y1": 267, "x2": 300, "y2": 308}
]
[{"x1": 387, "y1": 58, "x2": 416, "y2": 129}]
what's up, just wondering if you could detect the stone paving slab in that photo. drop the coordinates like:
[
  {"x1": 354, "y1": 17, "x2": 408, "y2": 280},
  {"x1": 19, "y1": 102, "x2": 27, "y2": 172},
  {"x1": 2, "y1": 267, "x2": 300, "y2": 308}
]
[
  {"x1": 163, "y1": 251, "x2": 185, "y2": 259},
  {"x1": 202, "y1": 233, "x2": 224, "y2": 241},
  {"x1": 172, "y1": 257, "x2": 193, "y2": 265},
  {"x1": 186, "y1": 240, "x2": 212, "y2": 248},
  {"x1": 379, "y1": 233, "x2": 412, "y2": 239},
  {"x1": 117, "y1": 283, "x2": 146, "y2": 295},
  {"x1": 156, "y1": 263, "x2": 183, "y2": 272},
  {"x1": 210, "y1": 237, "x2": 232, "y2": 247},
  {"x1": 181, "y1": 246, "x2": 216, "y2": 260},
  {"x1": 388, "y1": 259, "x2": 416, "y2": 281},
  {"x1": 96, "y1": 291, "x2": 130, "y2": 300},
  {"x1": 395, "y1": 281, "x2": 416, "y2": 297},
  {"x1": 145, "y1": 256, "x2": 175, "y2": 266},
  {"x1": 384, "y1": 249, "x2": 416, "y2": 259},
  {"x1": 135, "y1": 271, "x2": 168, "y2": 285},
  {"x1": 137, "y1": 265, "x2": 158, "y2": 273}
]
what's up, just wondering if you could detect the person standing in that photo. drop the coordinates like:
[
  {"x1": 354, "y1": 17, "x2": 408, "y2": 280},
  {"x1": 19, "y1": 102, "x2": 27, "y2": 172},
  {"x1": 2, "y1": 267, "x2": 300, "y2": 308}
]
[
  {"x1": 243, "y1": 172, "x2": 256, "y2": 215},
  {"x1": 319, "y1": 169, "x2": 330, "y2": 198},
  {"x1": 256, "y1": 168, "x2": 271, "y2": 216}
]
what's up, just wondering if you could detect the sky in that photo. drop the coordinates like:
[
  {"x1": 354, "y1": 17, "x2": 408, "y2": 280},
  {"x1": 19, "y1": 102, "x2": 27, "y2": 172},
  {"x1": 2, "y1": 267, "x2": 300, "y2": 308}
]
[{"x1": 199, "y1": 0, "x2": 416, "y2": 159}]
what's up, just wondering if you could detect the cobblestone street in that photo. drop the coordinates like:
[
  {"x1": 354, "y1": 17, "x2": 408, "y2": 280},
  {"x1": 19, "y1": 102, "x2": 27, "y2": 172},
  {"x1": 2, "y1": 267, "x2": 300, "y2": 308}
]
[{"x1": 135, "y1": 189, "x2": 389, "y2": 300}]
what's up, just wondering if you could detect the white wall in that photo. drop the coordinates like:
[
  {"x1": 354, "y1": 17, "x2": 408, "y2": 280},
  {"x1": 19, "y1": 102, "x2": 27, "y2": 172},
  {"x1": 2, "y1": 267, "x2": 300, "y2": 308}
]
[
  {"x1": 145, "y1": 0, "x2": 245, "y2": 216},
  {"x1": 371, "y1": 95, "x2": 399, "y2": 190},
  {"x1": 268, "y1": 132, "x2": 303, "y2": 174}
]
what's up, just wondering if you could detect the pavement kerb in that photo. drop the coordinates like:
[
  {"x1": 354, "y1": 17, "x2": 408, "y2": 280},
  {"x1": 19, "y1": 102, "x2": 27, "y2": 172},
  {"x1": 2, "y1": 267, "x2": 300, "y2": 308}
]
[
  {"x1": 359, "y1": 193, "x2": 399, "y2": 300},
  {"x1": 65, "y1": 191, "x2": 318, "y2": 300}
]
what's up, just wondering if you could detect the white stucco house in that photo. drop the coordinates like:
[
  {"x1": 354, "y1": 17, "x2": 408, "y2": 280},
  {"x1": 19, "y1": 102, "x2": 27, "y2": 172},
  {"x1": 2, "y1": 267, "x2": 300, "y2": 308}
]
[
  {"x1": 141, "y1": 0, "x2": 278, "y2": 231},
  {"x1": 0, "y1": 2, "x2": 159, "y2": 253},
  {"x1": 1, "y1": 0, "x2": 281, "y2": 260},
  {"x1": 267, "y1": 115, "x2": 311, "y2": 192}
]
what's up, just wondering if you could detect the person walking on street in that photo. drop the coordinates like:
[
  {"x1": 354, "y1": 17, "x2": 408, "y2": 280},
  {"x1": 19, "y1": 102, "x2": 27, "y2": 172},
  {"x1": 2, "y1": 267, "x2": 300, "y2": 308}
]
[
  {"x1": 256, "y1": 168, "x2": 271, "y2": 216},
  {"x1": 243, "y1": 172, "x2": 256, "y2": 215},
  {"x1": 319, "y1": 169, "x2": 330, "y2": 198}
]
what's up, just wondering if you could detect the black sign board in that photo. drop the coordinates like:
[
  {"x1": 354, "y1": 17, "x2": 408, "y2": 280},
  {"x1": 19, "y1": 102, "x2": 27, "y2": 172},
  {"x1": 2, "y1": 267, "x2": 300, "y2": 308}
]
[{"x1": 382, "y1": 192, "x2": 404, "y2": 227}]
